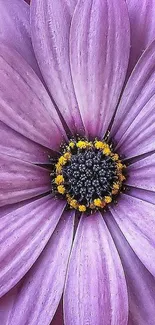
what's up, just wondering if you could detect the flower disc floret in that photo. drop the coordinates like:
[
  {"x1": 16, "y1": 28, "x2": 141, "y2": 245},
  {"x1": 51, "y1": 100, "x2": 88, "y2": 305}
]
[{"x1": 51, "y1": 138, "x2": 126, "y2": 212}]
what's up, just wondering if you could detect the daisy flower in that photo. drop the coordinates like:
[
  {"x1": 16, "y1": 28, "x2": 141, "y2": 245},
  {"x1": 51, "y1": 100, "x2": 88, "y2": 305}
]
[{"x1": 0, "y1": 0, "x2": 155, "y2": 324}]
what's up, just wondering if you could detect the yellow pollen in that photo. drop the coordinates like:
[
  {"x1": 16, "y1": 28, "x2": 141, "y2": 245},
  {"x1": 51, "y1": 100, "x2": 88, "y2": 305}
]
[
  {"x1": 94, "y1": 198, "x2": 102, "y2": 207},
  {"x1": 69, "y1": 141, "x2": 75, "y2": 149},
  {"x1": 119, "y1": 174, "x2": 126, "y2": 182},
  {"x1": 64, "y1": 152, "x2": 71, "y2": 160},
  {"x1": 55, "y1": 175, "x2": 64, "y2": 185},
  {"x1": 69, "y1": 199, "x2": 78, "y2": 209},
  {"x1": 112, "y1": 183, "x2": 120, "y2": 195},
  {"x1": 57, "y1": 185, "x2": 65, "y2": 194},
  {"x1": 78, "y1": 205, "x2": 86, "y2": 212},
  {"x1": 103, "y1": 144, "x2": 111, "y2": 155},
  {"x1": 55, "y1": 163, "x2": 62, "y2": 174},
  {"x1": 117, "y1": 162, "x2": 124, "y2": 170},
  {"x1": 58, "y1": 156, "x2": 67, "y2": 166},
  {"x1": 113, "y1": 183, "x2": 120, "y2": 190},
  {"x1": 112, "y1": 154, "x2": 119, "y2": 161},
  {"x1": 104, "y1": 196, "x2": 112, "y2": 203},
  {"x1": 76, "y1": 140, "x2": 89, "y2": 149},
  {"x1": 94, "y1": 141, "x2": 106, "y2": 150}
]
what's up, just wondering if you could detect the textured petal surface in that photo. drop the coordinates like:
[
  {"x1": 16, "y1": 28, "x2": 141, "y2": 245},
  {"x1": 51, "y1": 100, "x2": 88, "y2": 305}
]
[
  {"x1": 0, "y1": 154, "x2": 51, "y2": 207},
  {"x1": 0, "y1": 196, "x2": 43, "y2": 219},
  {"x1": 0, "y1": 194, "x2": 48, "y2": 219},
  {"x1": 0, "y1": 121, "x2": 51, "y2": 163},
  {"x1": 0, "y1": 195, "x2": 65, "y2": 297},
  {"x1": 0, "y1": 43, "x2": 66, "y2": 151},
  {"x1": 111, "y1": 41, "x2": 155, "y2": 158},
  {"x1": 8, "y1": 211, "x2": 74, "y2": 325},
  {"x1": 31, "y1": 0, "x2": 84, "y2": 134},
  {"x1": 0, "y1": 0, "x2": 40, "y2": 76},
  {"x1": 126, "y1": 154, "x2": 155, "y2": 191},
  {"x1": 70, "y1": 0, "x2": 130, "y2": 138},
  {"x1": 0, "y1": 282, "x2": 22, "y2": 325},
  {"x1": 110, "y1": 194, "x2": 155, "y2": 277},
  {"x1": 127, "y1": 0, "x2": 155, "y2": 76},
  {"x1": 105, "y1": 214, "x2": 155, "y2": 325},
  {"x1": 128, "y1": 187, "x2": 155, "y2": 205},
  {"x1": 64, "y1": 212, "x2": 128, "y2": 325}
]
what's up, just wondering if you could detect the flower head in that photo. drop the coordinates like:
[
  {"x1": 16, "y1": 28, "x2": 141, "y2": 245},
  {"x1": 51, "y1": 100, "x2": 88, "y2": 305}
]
[{"x1": 0, "y1": 0, "x2": 155, "y2": 325}]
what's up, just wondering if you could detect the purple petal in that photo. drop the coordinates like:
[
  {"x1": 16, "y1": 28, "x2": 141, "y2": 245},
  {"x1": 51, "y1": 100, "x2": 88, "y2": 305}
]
[
  {"x1": 105, "y1": 213, "x2": 155, "y2": 325},
  {"x1": 7, "y1": 211, "x2": 74, "y2": 325},
  {"x1": 127, "y1": 187, "x2": 155, "y2": 206},
  {"x1": 0, "y1": 194, "x2": 47, "y2": 219},
  {"x1": 0, "y1": 154, "x2": 51, "y2": 207},
  {"x1": 31, "y1": 0, "x2": 84, "y2": 134},
  {"x1": 0, "y1": 121, "x2": 51, "y2": 164},
  {"x1": 51, "y1": 300, "x2": 64, "y2": 325},
  {"x1": 0, "y1": 282, "x2": 21, "y2": 325},
  {"x1": 110, "y1": 194, "x2": 155, "y2": 277},
  {"x1": 64, "y1": 212, "x2": 128, "y2": 325},
  {"x1": 0, "y1": 195, "x2": 66, "y2": 297},
  {"x1": 111, "y1": 41, "x2": 155, "y2": 158},
  {"x1": 126, "y1": 0, "x2": 155, "y2": 76},
  {"x1": 126, "y1": 154, "x2": 155, "y2": 191},
  {"x1": 70, "y1": 0, "x2": 130, "y2": 138},
  {"x1": 0, "y1": 0, "x2": 40, "y2": 76},
  {"x1": 0, "y1": 42, "x2": 66, "y2": 151}
]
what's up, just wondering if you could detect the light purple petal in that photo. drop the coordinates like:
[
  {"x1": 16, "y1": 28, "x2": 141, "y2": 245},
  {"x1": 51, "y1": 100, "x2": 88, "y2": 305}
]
[
  {"x1": 0, "y1": 194, "x2": 47, "y2": 219},
  {"x1": 0, "y1": 153, "x2": 51, "y2": 207},
  {"x1": 0, "y1": 121, "x2": 51, "y2": 164},
  {"x1": 126, "y1": 154, "x2": 155, "y2": 191},
  {"x1": 31, "y1": 0, "x2": 84, "y2": 134},
  {"x1": 70, "y1": 0, "x2": 130, "y2": 138},
  {"x1": 64, "y1": 212, "x2": 128, "y2": 325},
  {"x1": 7, "y1": 211, "x2": 74, "y2": 325},
  {"x1": 127, "y1": 187, "x2": 155, "y2": 206},
  {"x1": 110, "y1": 194, "x2": 155, "y2": 277},
  {"x1": 110, "y1": 41, "x2": 155, "y2": 158},
  {"x1": 0, "y1": 42, "x2": 66, "y2": 151},
  {"x1": 0, "y1": 195, "x2": 66, "y2": 297},
  {"x1": 105, "y1": 213, "x2": 155, "y2": 325},
  {"x1": 0, "y1": 0, "x2": 40, "y2": 76},
  {"x1": 126, "y1": 0, "x2": 155, "y2": 76},
  {"x1": 0, "y1": 282, "x2": 22, "y2": 325}
]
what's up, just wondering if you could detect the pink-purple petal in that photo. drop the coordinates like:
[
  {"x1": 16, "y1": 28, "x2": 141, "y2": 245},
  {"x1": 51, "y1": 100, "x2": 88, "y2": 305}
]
[
  {"x1": 0, "y1": 42, "x2": 66, "y2": 151},
  {"x1": 110, "y1": 194, "x2": 155, "y2": 277},
  {"x1": 0, "y1": 121, "x2": 51, "y2": 164},
  {"x1": 64, "y1": 212, "x2": 128, "y2": 325},
  {"x1": 126, "y1": 0, "x2": 155, "y2": 77},
  {"x1": 7, "y1": 211, "x2": 74, "y2": 325},
  {"x1": 105, "y1": 213, "x2": 155, "y2": 325},
  {"x1": 0, "y1": 0, "x2": 40, "y2": 76},
  {"x1": 70, "y1": 0, "x2": 130, "y2": 138},
  {"x1": 126, "y1": 154, "x2": 155, "y2": 191},
  {"x1": 0, "y1": 195, "x2": 66, "y2": 298},
  {"x1": 111, "y1": 41, "x2": 155, "y2": 158},
  {"x1": 127, "y1": 187, "x2": 155, "y2": 206},
  {"x1": 0, "y1": 194, "x2": 47, "y2": 219},
  {"x1": 0, "y1": 282, "x2": 22, "y2": 325},
  {"x1": 0, "y1": 154, "x2": 51, "y2": 207},
  {"x1": 31, "y1": 0, "x2": 84, "y2": 134}
]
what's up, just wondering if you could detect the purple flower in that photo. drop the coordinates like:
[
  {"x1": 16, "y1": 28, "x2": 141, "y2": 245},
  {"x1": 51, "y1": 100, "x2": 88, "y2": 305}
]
[{"x1": 0, "y1": 0, "x2": 155, "y2": 324}]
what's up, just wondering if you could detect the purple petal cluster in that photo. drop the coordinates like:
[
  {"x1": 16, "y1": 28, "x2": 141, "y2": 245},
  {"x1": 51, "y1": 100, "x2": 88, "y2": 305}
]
[{"x1": 0, "y1": 1, "x2": 155, "y2": 325}]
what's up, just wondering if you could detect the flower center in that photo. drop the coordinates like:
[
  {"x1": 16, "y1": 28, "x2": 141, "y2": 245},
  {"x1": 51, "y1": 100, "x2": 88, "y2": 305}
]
[{"x1": 51, "y1": 139, "x2": 126, "y2": 212}]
